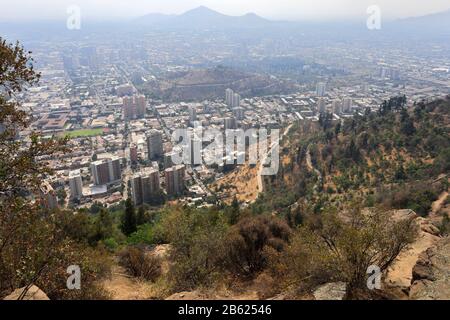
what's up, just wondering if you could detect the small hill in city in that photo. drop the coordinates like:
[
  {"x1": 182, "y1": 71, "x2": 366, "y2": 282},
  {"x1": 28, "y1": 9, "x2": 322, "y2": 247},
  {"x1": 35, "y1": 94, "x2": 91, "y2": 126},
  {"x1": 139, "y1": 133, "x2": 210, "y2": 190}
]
[{"x1": 139, "y1": 65, "x2": 296, "y2": 102}]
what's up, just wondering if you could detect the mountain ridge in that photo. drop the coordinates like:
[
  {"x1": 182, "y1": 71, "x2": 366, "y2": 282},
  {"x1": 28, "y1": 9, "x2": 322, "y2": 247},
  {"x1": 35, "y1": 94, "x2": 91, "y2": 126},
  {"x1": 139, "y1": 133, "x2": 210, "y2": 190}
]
[{"x1": 135, "y1": 6, "x2": 273, "y2": 29}]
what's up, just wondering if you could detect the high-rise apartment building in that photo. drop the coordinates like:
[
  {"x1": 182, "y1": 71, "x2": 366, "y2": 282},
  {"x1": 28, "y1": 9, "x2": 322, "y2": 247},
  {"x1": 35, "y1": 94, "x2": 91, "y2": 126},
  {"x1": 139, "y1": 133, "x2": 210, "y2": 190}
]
[
  {"x1": 69, "y1": 170, "x2": 83, "y2": 200},
  {"x1": 131, "y1": 168, "x2": 161, "y2": 206},
  {"x1": 130, "y1": 144, "x2": 138, "y2": 163},
  {"x1": 164, "y1": 165, "x2": 185, "y2": 196},
  {"x1": 91, "y1": 157, "x2": 122, "y2": 186},
  {"x1": 232, "y1": 93, "x2": 241, "y2": 108},
  {"x1": 123, "y1": 95, "x2": 146, "y2": 120},
  {"x1": 147, "y1": 130, "x2": 164, "y2": 160},
  {"x1": 226, "y1": 88, "x2": 234, "y2": 106}
]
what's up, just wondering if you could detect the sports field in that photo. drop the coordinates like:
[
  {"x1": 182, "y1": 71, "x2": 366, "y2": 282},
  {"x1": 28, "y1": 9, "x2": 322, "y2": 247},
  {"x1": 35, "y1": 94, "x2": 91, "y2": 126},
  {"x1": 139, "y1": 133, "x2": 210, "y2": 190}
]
[{"x1": 64, "y1": 128, "x2": 104, "y2": 138}]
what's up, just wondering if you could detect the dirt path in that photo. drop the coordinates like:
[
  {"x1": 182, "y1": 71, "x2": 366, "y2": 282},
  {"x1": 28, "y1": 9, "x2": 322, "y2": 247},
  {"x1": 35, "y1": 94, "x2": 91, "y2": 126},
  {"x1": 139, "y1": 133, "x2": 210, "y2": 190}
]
[
  {"x1": 386, "y1": 230, "x2": 439, "y2": 288},
  {"x1": 102, "y1": 265, "x2": 156, "y2": 300},
  {"x1": 305, "y1": 144, "x2": 322, "y2": 194},
  {"x1": 386, "y1": 212, "x2": 441, "y2": 288},
  {"x1": 431, "y1": 191, "x2": 448, "y2": 216}
]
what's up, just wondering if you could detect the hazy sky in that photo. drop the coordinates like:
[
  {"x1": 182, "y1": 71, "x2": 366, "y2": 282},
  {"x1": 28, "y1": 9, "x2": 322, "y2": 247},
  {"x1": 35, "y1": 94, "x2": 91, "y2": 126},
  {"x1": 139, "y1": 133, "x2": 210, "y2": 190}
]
[{"x1": 1, "y1": 0, "x2": 449, "y2": 22}]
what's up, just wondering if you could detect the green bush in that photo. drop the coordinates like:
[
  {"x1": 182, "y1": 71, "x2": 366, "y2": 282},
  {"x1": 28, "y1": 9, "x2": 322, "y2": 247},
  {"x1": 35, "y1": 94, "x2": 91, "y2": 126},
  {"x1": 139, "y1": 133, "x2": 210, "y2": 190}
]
[{"x1": 127, "y1": 224, "x2": 155, "y2": 245}]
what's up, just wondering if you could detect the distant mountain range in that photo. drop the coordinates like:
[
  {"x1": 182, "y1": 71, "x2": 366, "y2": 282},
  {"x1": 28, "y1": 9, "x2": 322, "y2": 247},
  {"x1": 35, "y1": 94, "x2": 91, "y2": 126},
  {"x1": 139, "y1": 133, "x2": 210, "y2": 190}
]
[
  {"x1": 134, "y1": 6, "x2": 274, "y2": 29},
  {"x1": 134, "y1": 6, "x2": 450, "y2": 35},
  {"x1": 394, "y1": 9, "x2": 450, "y2": 32},
  {"x1": 2, "y1": 6, "x2": 449, "y2": 40}
]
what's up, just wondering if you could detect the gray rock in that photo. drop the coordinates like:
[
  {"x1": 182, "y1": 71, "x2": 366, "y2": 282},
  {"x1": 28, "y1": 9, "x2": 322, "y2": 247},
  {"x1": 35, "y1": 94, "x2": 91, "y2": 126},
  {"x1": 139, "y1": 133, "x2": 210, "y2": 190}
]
[
  {"x1": 410, "y1": 237, "x2": 450, "y2": 300},
  {"x1": 313, "y1": 282, "x2": 347, "y2": 300}
]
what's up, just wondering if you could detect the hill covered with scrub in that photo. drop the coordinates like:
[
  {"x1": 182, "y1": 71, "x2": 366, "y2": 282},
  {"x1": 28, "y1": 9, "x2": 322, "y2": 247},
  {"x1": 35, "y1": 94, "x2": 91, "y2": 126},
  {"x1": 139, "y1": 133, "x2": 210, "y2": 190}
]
[{"x1": 254, "y1": 95, "x2": 450, "y2": 219}]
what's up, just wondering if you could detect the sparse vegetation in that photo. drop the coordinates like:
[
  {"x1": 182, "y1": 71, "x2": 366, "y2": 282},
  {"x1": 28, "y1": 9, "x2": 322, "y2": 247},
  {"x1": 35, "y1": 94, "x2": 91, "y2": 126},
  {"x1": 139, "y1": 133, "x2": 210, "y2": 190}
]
[{"x1": 119, "y1": 246, "x2": 162, "y2": 282}]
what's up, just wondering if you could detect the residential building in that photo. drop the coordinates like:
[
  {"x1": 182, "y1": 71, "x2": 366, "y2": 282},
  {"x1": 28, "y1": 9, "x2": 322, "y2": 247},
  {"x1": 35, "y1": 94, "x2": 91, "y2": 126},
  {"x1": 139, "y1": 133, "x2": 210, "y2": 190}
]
[
  {"x1": 147, "y1": 130, "x2": 164, "y2": 160},
  {"x1": 165, "y1": 165, "x2": 185, "y2": 196},
  {"x1": 68, "y1": 170, "x2": 83, "y2": 200}
]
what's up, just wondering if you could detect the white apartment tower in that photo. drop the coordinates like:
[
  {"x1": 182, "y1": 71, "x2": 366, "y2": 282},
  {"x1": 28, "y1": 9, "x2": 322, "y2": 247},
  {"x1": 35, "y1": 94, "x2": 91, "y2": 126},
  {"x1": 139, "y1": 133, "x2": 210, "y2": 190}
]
[{"x1": 69, "y1": 170, "x2": 83, "y2": 200}]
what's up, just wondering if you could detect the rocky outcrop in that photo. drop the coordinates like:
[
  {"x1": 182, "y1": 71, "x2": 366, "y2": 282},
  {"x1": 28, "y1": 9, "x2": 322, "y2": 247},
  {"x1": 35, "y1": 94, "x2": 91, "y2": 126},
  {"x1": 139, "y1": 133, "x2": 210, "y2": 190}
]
[
  {"x1": 3, "y1": 285, "x2": 49, "y2": 300},
  {"x1": 385, "y1": 210, "x2": 441, "y2": 288},
  {"x1": 409, "y1": 237, "x2": 450, "y2": 300},
  {"x1": 313, "y1": 282, "x2": 347, "y2": 300}
]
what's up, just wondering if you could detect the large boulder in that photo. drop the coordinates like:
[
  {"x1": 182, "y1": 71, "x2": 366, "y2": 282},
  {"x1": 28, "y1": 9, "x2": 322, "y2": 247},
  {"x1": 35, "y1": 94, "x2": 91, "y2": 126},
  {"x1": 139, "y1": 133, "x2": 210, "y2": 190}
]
[
  {"x1": 3, "y1": 285, "x2": 49, "y2": 300},
  {"x1": 410, "y1": 237, "x2": 450, "y2": 300}
]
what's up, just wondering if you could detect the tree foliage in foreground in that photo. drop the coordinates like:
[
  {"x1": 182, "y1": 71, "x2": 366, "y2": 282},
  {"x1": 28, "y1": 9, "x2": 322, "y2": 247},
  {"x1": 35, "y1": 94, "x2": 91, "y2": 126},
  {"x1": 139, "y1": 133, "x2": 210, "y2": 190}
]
[{"x1": 0, "y1": 38, "x2": 110, "y2": 299}]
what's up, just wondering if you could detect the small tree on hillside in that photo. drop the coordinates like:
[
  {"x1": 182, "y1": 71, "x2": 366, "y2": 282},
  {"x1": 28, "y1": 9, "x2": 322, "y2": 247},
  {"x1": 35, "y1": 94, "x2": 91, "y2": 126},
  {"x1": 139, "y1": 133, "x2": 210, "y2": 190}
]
[
  {"x1": 121, "y1": 198, "x2": 137, "y2": 236},
  {"x1": 275, "y1": 206, "x2": 418, "y2": 298}
]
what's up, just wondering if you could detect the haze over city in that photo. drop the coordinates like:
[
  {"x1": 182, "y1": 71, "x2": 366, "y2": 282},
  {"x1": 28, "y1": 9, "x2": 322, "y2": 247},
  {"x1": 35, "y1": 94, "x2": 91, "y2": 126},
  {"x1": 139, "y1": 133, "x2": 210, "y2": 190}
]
[{"x1": 1, "y1": 0, "x2": 450, "y2": 22}]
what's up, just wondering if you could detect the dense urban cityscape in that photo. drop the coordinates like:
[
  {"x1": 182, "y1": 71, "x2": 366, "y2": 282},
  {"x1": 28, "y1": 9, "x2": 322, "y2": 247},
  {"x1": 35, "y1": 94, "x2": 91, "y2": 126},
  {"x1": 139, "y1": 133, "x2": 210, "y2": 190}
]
[{"x1": 20, "y1": 32, "x2": 450, "y2": 210}]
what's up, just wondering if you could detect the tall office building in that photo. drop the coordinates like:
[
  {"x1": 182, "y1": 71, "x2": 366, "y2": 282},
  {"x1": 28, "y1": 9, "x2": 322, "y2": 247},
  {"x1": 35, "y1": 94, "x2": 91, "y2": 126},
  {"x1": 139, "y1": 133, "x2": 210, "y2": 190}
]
[
  {"x1": 316, "y1": 82, "x2": 326, "y2": 97},
  {"x1": 165, "y1": 165, "x2": 185, "y2": 196},
  {"x1": 69, "y1": 170, "x2": 83, "y2": 200},
  {"x1": 91, "y1": 157, "x2": 122, "y2": 186},
  {"x1": 131, "y1": 169, "x2": 160, "y2": 206},
  {"x1": 123, "y1": 95, "x2": 146, "y2": 120},
  {"x1": 226, "y1": 88, "x2": 234, "y2": 106},
  {"x1": 147, "y1": 130, "x2": 164, "y2": 160}
]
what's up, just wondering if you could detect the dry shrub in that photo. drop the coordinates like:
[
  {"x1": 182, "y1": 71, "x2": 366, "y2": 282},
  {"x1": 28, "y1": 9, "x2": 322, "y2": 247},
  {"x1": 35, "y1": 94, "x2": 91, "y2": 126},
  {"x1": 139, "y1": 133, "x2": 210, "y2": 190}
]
[
  {"x1": 119, "y1": 246, "x2": 162, "y2": 282},
  {"x1": 267, "y1": 208, "x2": 418, "y2": 298},
  {"x1": 223, "y1": 215, "x2": 291, "y2": 278}
]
